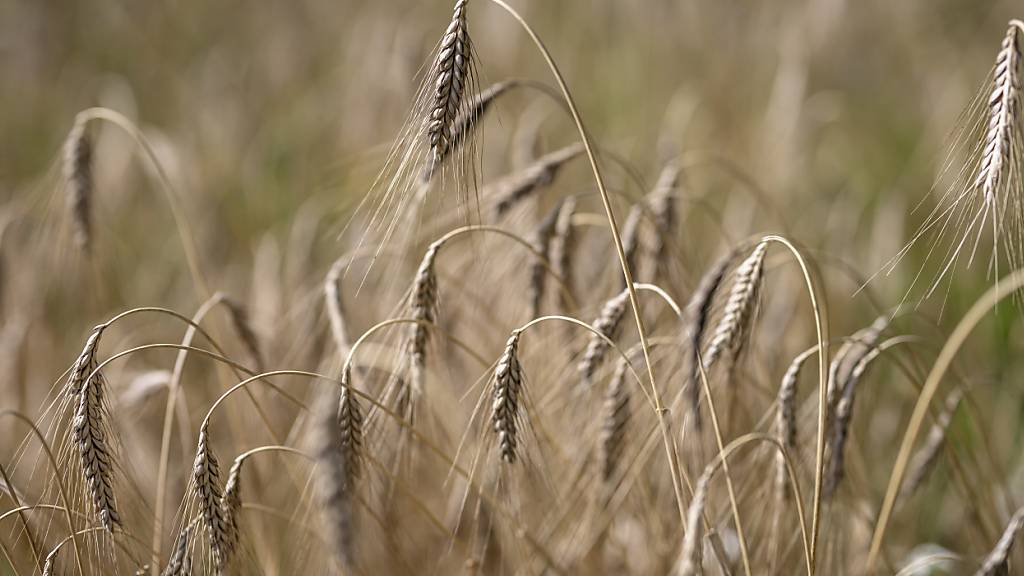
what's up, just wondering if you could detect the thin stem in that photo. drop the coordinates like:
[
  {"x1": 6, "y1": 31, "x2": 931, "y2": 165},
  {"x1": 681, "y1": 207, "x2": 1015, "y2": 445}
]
[{"x1": 0, "y1": 461, "x2": 42, "y2": 573}]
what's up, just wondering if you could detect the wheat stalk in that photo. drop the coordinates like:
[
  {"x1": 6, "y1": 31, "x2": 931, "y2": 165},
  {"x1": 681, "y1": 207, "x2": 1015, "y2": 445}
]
[
  {"x1": 63, "y1": 116, "x2": 93, "y2": 251},
  {"x1": 578, "y1": 289, "x2": 630, "y2": 389},
  {"x1": 492, "y1": 143, "x2": 585, "y2": 218},
  {"x1": 192, "y1": 423, "x2": 233, "y2": 574},
  {"x1": 325, "y1": 257, "x2": 353, "y2": 356},
  {"x1": 976, "y1": 506, "x2": 1024, "y2": 576},
  {"x1": 426, "y1": 0, "x2": 472, "y2": 165},
  {"x1": 492, "y1": 331, "x2": 524, "y2": 464}
]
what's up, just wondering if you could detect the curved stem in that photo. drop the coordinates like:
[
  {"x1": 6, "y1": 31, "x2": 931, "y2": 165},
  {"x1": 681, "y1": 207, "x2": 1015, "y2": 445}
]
[
  {"x1": 482, "y1": 0, "x2": 685, "y2": 520},
  {"x1": 76, "y1": 108, "x2": 209, "y2": 299},
  {"x1": 866, "y1": 269, "x2": 1024, "y2": 571},
  {"x1": 0, "y1": 410, "x2": 84, "y2": 576}
]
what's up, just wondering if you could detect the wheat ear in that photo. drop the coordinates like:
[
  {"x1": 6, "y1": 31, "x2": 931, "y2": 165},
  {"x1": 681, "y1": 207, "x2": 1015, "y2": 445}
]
[
  {"x1": 551, "y1": 197, "x2": 578, "y2": 311},
  {"x1": 702, "y1": 241, "x2": 768, "y2": 372},
  {"x1": 824, "y1": 346, "x2": 882, "y2": 500},
  {"x1": 63, "y1": 116, "x2": 93, "y2": 251},
  {"x1": 899, "y1": 387, "x2": 964, "y2": 505},
  {"x1": 408, "y1": 242, "x2": 441, "y2": 404},
  {"x1": 976, "y1": 23, "x2": 1022, "y2": 205},
  {"x1": 976, "y1": 506, "x2": 1024, "y2": 576},
  {"x1": 162, "y1": 525, "x2": 194, "y2": 576},
  {"x1": 578, "y1": 289, "x2": 630, "y2": 389},
  {"x1": 69, "y1": 326, "x2": 120, "y2": 532},
  {"x1": 648, "y1": 162, "x2": 680, "y2": 270},
  {"x1": 426, "y1": 0, "x2": 472, "y2": 164},
  {"x1": 492, "y1": 331, "x2": 524, "y2": 464},
  {"x1": 776, "y1": 347, "x2": 817, "y2": 502},
  {"x1": 676, "y1": 469, "x2": 711, "y2": 576},
  {"x1": 338, "y1": 365, "x2": 365, "y2": 488},
  {"x1": 221, "y1": 296, "x2": 264, "y2": 373},
  {"x1": 314, "y1": 395, "x2": 357, "y2": 572},
  {"x1": 492, "y1": 143, "x2": 585, "y2": 218},
  {"x1": 528, "y1": 200, "x2": 564, "y2": 318},
  {"x1": 599, "y1": 356, "x2": 630, "y2": 483},
  {"x1": 192, "y1": 423, "x2": 233, "y2": 573}
]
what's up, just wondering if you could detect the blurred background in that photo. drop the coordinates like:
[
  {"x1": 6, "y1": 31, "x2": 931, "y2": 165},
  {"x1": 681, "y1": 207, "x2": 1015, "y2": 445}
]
[{"x1": 1, "y1": 0, "x2": 1024, "y2": 572}]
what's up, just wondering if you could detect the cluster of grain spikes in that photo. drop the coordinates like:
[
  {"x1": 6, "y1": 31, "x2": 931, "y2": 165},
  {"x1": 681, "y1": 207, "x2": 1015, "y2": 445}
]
[{"x1": 406, "y1": 241, "x2": 441, "y2": 416}]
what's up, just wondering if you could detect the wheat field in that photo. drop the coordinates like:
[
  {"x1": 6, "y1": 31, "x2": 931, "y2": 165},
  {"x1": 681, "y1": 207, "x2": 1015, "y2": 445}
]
[{"x1": 2, "y1": 1, "x2": 1024, "y2": 574}]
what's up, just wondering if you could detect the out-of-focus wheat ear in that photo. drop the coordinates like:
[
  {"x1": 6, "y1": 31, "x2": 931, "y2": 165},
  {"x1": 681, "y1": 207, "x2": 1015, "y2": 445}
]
[
  {"x1": 71, "y1": 327, "x2": 120, "y2": 532},
  {"x1": 492, "y1": 331, "x2": 524, "y2": 464},
  {"x1": 702, "y1": 241, "x2": 768, "y2": 372},
  {"x1": 325, "y1": 257, "x2": 353, "y2": 356},
  {"x1": 528, "y1": 201, "x2": 563, "y2": 318},
  {"x1": 975, "y1": 23, "x2": 1021, "y2": 206},
  {"x1": 976, "y1": 506, "x2": 1024, "y2": 576},
  {"x1": 408, "y1": 242, "x2": 441, "y2": 402},
  {"x1": 314, "y1": 395, "x2": 357, "y2": 573},
  {"x1": 192, "y1": 423, "x2": 233, "y2": 574},
  {"x1": 648, "y1": 162, "x2": 681, "y2": 270},
  {"x1": 338, "y1": 365, "x2": 365, "y2": 488},
  {"x1": 63, "y1": 116, "x2": 93, "y2": 252},
  {"x1": 599, "y1": 357, "x2": 630, "y2": 483},
  {"x1": 824, "y1": 346, "x2": 882, "y2": 500},
  {"x1": 676, "y1": 469, "x2": 711, "y2": 576},
  {"x1": 163, "y1": 524, "x2": 194, "y2": 576},
  {"x1": 221, "y1": 296, "x2": 264, "y2": 373},
  {"x1": 577, "y1": 289, "x2": 630, "y2": 389},
  {"x1": 426, "y1": 0, "x2": 472, "y2": 165},
  {"x1": 683, "y1": 248, "x2": 738, "y2": 429},
  {"x1": 492, "y1": 143, "x2": 585, "y2": 218},
  {"x1": 826, "y1": 314, "x2": 889, "y2": 416},
  {"x1": 619, "y1": 204, "x2": 644, "y2": 288},
  {"x1": 898, "y1": 387, "x2": 964, "y2": 505},
  {"x1": 551, "y1": 197, "x2": 578, "y2": 311},
  {"x1": 775, "y1": 347, "x2": 816, "y2": 503},
  {"x1": 423, "y1": 80, "x2": 519, "y2": 182}
]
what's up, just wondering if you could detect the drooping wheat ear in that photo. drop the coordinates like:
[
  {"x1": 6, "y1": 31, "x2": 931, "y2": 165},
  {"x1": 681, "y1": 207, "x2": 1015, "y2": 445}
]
[
  {"x1": 492, "y1": 331, "x2": 524, "y2": 464},
  {"x1": 423, "y1": 80, "x2": 519, "y2": 182},
  {"x1": 899, "y1": 387, "x2": 964, "y2": 505},
  {"x1": 221, "y1": 296, "x2": 264, "y2": 373},
  {"x1": 683, "y1": 247, "x2": 741, "y2": 427},
  {"x1": 826, "y1": 314, "x2": 889, "y2": 416},
  {"x1": 63, "y1": 115, "x2": 93, "y2": 251},
  {"x1": 492, "y1": 143, "x2": 586, "y2": 218},
  {"x1": 578, "y1": 288, "x2": 630, "y2": 389},
  {"x1": 314, "y1": 396, "x2": 357, "y2": 573},
  {"x1": 775, "y1": 347, "x2": 816, "y2": 502},
  {"x1": 529, "y1": 201, "x2": 564, "y2": 318},
  {"x1": 163, "y1": 524, "x2": 194, "y2": 576},
  {"x1": 408, "y1": 242, "x2": 441, "y2": 402},
  {"x1": 677, "y1": 468, "x2": 711, "y2": 576},
  {"x1": 976, "y1": 506, "x2": 1024, "y2": 576},
  {"x1": 426, "y1": 0, "x2": 472, "y2": 164},
  {"x1": 619, "y1": 204, "x2": 644, "y2": 288},
  {"x1": 338, "y1": 365, "x2": 365, "y2": 488},
  {"x1": 220, "y1": 459, "x2": 243, "y2": 557},
  {"x1": 551, "y1": 196, "x2": 578, "y2": 311},
  {"x1": 976, "y1": 23, "x2": 1022, "y2": 205},
  {"x1": 648, "y1": 162, "x2": 680, "y2": 269},
  {"x1": 192, "y1": 423, "x2": 233, "y2": 574},
  {"x1": 824, "y1": 346, "x2": 882, "y2": 500},
  {"x1": 599, "y1": 356, "x2": 630, "y2": 483},
  {"x1": 70, "y1": 326, "x2": 120, "y2": 532},
  {"x1": 42, "y1": 551, "x2": 55, "y2": 576},
  {"x1": 702, "y1": 241, "x2": 768, "y2": 373},
  {"x1": 325, "y1": 258, "x2": 353, "y2": 355}
]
